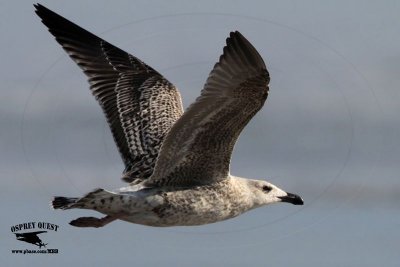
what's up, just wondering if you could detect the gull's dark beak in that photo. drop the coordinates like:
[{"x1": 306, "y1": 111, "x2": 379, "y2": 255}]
[{"x1": 278, "y1": 192, "x2": 304, "y2": 205}]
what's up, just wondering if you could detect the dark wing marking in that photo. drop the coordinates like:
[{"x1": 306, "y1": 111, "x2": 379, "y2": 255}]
[
  {"x1": 34, "y1": 4, "x2": 183, "y2": 182},
  {"x1": 147, "y1": 31, "x2": 270, "y2": 187}
]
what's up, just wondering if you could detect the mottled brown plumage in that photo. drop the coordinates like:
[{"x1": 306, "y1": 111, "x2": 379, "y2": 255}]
[
  {"x1": 148, "y1": 53, "x2": 269, "y2": 186},
  {"x1": 35, "y1": 4, "x2": 183, "y2": 183},
  {"x1": 35, "y1": 4, "x2": 303, "y2": 228}
]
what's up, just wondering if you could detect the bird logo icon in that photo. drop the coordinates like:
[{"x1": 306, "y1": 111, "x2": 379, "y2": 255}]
[{"x1": 14, "y1": 231, "x2": 48, "y2": 248}]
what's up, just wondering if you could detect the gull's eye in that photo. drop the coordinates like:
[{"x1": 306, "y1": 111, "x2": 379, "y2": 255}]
[{"x1": 262, "y1": 185, "x2": 272, "y2": 192}]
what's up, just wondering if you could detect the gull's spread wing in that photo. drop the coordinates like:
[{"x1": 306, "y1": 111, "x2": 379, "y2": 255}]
[
  {"x1": 35, "y1": 4, "x2": 183, "y2": 182},
  {"x1": 148, "y1": 31, "x2": 269, "y2": 187}
]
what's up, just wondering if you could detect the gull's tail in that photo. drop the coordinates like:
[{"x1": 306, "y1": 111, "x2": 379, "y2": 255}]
[
  {"x1": 51, "y1": 188, "x2": 111, "y2": 210},
  {"x1": 52, "y1": 197, "x2": 78, "y2": 210}
]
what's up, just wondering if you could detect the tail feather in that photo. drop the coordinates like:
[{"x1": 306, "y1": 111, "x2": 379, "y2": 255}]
[
  {"x1": 51, "y1": 188, "x2": 109, "y2": 210},
  {"x1": 52, "y1": 196, "x2": 78, "y2": 210}
]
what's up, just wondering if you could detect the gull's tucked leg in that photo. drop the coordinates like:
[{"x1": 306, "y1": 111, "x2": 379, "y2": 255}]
[{"x1": 69, "y1": 215, "x2": 119, "y2": 228}]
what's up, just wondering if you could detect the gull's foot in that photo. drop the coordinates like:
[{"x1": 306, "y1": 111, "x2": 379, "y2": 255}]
[{"x1": 69, "y1": 215, "x2": 118, "y2": 228}]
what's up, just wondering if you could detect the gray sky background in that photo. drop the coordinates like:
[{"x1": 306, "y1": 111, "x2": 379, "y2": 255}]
[{"x1": 1, "y1": 0, "x2": 399, "y2": 266}]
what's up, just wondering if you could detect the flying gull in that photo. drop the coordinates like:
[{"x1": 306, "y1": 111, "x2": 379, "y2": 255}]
[{"x1": 34, "y1": 4, "x2": 303, "y2": 228}]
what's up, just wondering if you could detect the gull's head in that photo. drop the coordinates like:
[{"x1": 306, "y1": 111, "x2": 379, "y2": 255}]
[{"x1": 246, "y1": 179, "x2": 304, "y2": 207}]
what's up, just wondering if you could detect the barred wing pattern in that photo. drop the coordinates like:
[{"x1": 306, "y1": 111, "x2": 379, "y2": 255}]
[
  {"x1": 35, "y1": 4, "x2": 183, "y2": 182},
  {"x1": 148, "y1": 31, "x2": 270, "y2": 187}
]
